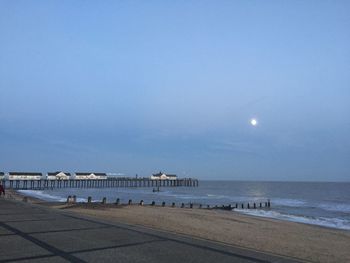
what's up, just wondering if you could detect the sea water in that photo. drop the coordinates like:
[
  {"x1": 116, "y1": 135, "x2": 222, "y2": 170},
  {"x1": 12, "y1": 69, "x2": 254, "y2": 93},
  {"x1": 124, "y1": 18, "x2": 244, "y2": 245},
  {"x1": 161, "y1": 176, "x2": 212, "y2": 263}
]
[{"x1": 18, "y1": 181, "x2": 350, "y2": 230}]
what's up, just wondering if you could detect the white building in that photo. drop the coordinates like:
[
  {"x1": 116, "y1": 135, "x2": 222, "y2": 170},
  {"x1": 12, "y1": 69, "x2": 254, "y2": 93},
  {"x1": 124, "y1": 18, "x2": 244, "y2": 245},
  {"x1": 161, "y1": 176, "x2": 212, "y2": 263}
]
[
  {"x1": 8, "y1": 172, "x2": 43, "y2": 180},
  {"x1": 150, "y1": 172, "x2": 177, "y2": 180},
  {"x1": 47, "y1": 171, "x2": 71, "y2": 180},
  {"x1": 74, "y1": 172, "x2": 107, "y2": 180}
]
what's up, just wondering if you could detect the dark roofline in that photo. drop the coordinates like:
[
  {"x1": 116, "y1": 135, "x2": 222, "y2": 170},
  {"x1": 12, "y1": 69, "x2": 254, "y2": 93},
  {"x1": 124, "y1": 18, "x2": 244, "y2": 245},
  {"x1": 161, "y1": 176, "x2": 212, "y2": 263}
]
[
  {"x1": 75, "y1": 172, "x2": 107, "y2": 176},
  {"x1": 152, "y1": 173, "x2": 177, "y2": 177},
  {"x1": 9, "y1": 172, "x2": 42, "y2": 176},
  {"x1": 47, "y1": 172, "x2": 71, "y2": 176}
]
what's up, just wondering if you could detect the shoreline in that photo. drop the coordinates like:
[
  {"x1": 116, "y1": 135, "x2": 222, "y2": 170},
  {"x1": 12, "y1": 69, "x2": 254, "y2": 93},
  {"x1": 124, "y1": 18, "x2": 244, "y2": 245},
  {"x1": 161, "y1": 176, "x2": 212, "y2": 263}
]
[
  {"x1": 6, "y1": 189, "x2": 350, "y2": 263},
  {"x1": 14, "y1": 188, "x2": 350, "y2": 231}
]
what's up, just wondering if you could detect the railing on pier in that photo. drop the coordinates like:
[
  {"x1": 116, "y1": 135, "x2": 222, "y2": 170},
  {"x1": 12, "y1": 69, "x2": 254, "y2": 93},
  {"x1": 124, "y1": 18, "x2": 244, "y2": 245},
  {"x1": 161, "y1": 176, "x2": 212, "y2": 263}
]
[{"x1": 0, "y1": 177, "x2": 199, "y2": 190}]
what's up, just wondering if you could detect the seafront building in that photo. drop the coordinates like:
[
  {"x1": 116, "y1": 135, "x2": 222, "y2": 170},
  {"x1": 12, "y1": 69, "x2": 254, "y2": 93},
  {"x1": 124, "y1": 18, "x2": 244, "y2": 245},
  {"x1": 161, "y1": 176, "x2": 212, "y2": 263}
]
[
  {"x1": 47, "y1": 171, "x2": 71, "y2": 180},
  {"x1": 8, "y1": 172, "x2": 43, "y2": 180},
  {"x1": 74, "y1": 172, "x2": 108, "y2": 180},
  {"x1": 150, "y1": 172, "x2": 177, "y2": 180}
]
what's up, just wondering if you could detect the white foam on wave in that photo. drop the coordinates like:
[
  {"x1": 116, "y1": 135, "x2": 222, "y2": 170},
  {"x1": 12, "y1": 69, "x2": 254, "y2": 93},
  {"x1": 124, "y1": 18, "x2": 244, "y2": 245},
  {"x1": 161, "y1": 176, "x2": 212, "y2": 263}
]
[
  {"x1": 318, "y1": 203, "x2": 350, "y2": 213},
  {"x1": 268, "y1": 198, "x2": 350, "y2": 214},
  {"x1": 17, "y1": 190, "x2": 87, "y2": 203},
  {"x1": 235, "y1": 209, "x2": 350, "y2": 230},
  {"x1": 272, "y1": 198, "x2": 307, "y2": 207}
]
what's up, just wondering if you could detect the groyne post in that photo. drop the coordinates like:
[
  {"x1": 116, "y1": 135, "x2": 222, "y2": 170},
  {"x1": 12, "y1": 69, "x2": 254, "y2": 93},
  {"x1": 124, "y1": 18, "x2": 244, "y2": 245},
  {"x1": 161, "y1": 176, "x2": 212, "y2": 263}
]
[
  {"x1": 88, "y1": 196, "x2": 92, "y2": 203},
  {"x1": 102, "y1": 197, "x2": 107, "y2": 204},
  {"x1": 116, "y1": 198, "x2": 120, "y2": 205}
]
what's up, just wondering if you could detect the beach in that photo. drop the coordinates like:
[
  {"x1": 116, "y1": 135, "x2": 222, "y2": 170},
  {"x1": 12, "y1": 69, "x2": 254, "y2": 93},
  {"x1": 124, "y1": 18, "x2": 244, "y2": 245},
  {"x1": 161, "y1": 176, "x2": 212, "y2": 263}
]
[{"x1": 8, "y1": 190, "x2": 350, "y2": 263}]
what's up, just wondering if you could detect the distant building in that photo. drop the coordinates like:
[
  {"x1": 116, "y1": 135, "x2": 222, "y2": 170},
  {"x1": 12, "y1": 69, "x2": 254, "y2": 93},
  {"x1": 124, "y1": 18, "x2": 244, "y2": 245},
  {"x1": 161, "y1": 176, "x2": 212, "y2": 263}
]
[
  {"x1": 8, "y1": 172, "x2": 43, "y2": 180},
  {"x1": 47, "y1": 171, "x2": 71, "y2": 180},
  {"x1": 74, "y1": 172, "x2": 107, "y2": 180},
  {"x1": 150, "y1": 172, "x2": 177, "y2": 180},
  {"x1": 0, "y1": 172, "x2": 4, "y2": 180}
]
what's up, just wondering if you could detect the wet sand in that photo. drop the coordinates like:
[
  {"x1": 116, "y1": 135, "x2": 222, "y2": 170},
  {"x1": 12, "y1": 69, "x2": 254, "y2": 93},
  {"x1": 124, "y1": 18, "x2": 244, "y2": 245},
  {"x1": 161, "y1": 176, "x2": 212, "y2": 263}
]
[{"x1": 6, "y1": 190, "x2": 350, "y2": 263}]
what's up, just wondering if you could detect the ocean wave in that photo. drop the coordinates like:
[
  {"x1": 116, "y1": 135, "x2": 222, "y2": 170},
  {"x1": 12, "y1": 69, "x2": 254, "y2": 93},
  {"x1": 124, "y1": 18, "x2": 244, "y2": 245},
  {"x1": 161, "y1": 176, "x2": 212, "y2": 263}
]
[
  {"x1": 271, "y1": 198, "x2": 307, "y2": 207},
  {"x1": 205, "y1": 194, "x2": 253, "y2": 202},
  {"x1": 318, "y1": 203, "x2": 350, "y2": 213},
  {"x1": 17, "y1": 190, "x2": 87, "y2": 203},
  {"x1": 235, "y1": 209, "x2": 350, "y2": 230}
]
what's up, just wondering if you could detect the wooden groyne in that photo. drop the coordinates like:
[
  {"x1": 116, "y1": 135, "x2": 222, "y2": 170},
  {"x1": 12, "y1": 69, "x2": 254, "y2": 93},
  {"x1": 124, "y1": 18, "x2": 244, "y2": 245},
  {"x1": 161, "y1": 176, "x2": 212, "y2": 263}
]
[
  {"x1": 1, "y1": 177, "x2": 199, "y2": 190},
  {"x1": 65, "y1": 196, "x2": 271, "y2": 210}
]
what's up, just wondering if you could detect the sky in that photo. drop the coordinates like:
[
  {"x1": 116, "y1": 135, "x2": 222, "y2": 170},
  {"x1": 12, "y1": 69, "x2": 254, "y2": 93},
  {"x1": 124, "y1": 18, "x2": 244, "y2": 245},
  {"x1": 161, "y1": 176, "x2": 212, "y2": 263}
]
[{"x1": 0, "y1": 1, "x2": 349, "y2": 181}]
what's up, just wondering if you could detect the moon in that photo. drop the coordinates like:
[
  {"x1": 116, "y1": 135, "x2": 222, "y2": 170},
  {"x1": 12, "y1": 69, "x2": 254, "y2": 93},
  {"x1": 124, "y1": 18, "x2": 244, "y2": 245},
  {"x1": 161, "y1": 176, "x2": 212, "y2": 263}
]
[{"x1": 250, "y1": 118, "x2": 258, "y2": 126}]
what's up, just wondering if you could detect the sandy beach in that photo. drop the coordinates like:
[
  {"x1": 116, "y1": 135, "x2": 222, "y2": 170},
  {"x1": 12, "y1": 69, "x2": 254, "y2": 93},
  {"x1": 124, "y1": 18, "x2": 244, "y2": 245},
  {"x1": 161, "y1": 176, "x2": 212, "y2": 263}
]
[{"x1": 7, "y1": 190, "x2": 350, "y2": 263}]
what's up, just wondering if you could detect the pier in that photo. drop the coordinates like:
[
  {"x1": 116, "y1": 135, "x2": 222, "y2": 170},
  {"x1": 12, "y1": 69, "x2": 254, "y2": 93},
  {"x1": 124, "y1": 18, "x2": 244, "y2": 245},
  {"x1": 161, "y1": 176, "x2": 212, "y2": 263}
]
[{"x1": 1, "y1": 177, "x2": 199, "y2": 190}]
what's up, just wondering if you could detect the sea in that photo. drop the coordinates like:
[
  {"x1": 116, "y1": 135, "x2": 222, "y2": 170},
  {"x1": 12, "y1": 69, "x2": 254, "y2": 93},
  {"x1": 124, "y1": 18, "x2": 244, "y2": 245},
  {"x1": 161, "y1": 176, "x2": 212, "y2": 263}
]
[{"x1": 18, "y1": 181, "x2": 350, "y2": 231}]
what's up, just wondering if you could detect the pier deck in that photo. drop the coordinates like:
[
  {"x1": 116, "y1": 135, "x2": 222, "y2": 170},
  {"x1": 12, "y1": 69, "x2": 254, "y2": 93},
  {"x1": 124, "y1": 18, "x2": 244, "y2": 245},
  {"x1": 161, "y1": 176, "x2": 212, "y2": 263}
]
[{"x1": 1, "y1": 178, "x2": 199, "y2": 190}]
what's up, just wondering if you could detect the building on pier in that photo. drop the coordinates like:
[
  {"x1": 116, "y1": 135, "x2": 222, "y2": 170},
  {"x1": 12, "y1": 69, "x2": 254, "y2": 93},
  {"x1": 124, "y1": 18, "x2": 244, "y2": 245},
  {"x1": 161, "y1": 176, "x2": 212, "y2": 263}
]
[
  {"x1": 47, "y1": 171, "x2": 71, "y2": 180},
  {"x1": 8, "y1": 172, "x2": 43, "y2": 180},
  {"x1": 150, "y1": 172, "x2": 177, "y2": 180},
  {"x1": 74, "y1": 172, "x2": 107, "y2": 180}
]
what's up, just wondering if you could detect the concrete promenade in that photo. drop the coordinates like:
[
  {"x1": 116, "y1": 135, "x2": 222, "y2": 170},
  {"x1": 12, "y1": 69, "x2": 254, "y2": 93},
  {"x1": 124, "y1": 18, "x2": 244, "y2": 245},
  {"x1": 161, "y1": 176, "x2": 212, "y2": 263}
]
[{"x1": 0, "y1": 198, "x2": 301, "y2": 263}]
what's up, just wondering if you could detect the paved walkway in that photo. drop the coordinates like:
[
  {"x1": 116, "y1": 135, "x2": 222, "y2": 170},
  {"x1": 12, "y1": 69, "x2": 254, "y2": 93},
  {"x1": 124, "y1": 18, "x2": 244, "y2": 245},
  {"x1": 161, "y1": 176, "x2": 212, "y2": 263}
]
[{"x1": 0, "y1": 198, "x2": 301, "y2": 263}]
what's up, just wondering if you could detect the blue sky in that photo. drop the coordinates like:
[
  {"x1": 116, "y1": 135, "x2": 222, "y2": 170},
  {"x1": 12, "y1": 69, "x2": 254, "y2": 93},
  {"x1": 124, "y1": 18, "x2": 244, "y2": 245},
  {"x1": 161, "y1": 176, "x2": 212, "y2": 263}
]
[{"x1": 0, "y1": 1, "x2": 349, "y2": 181}]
